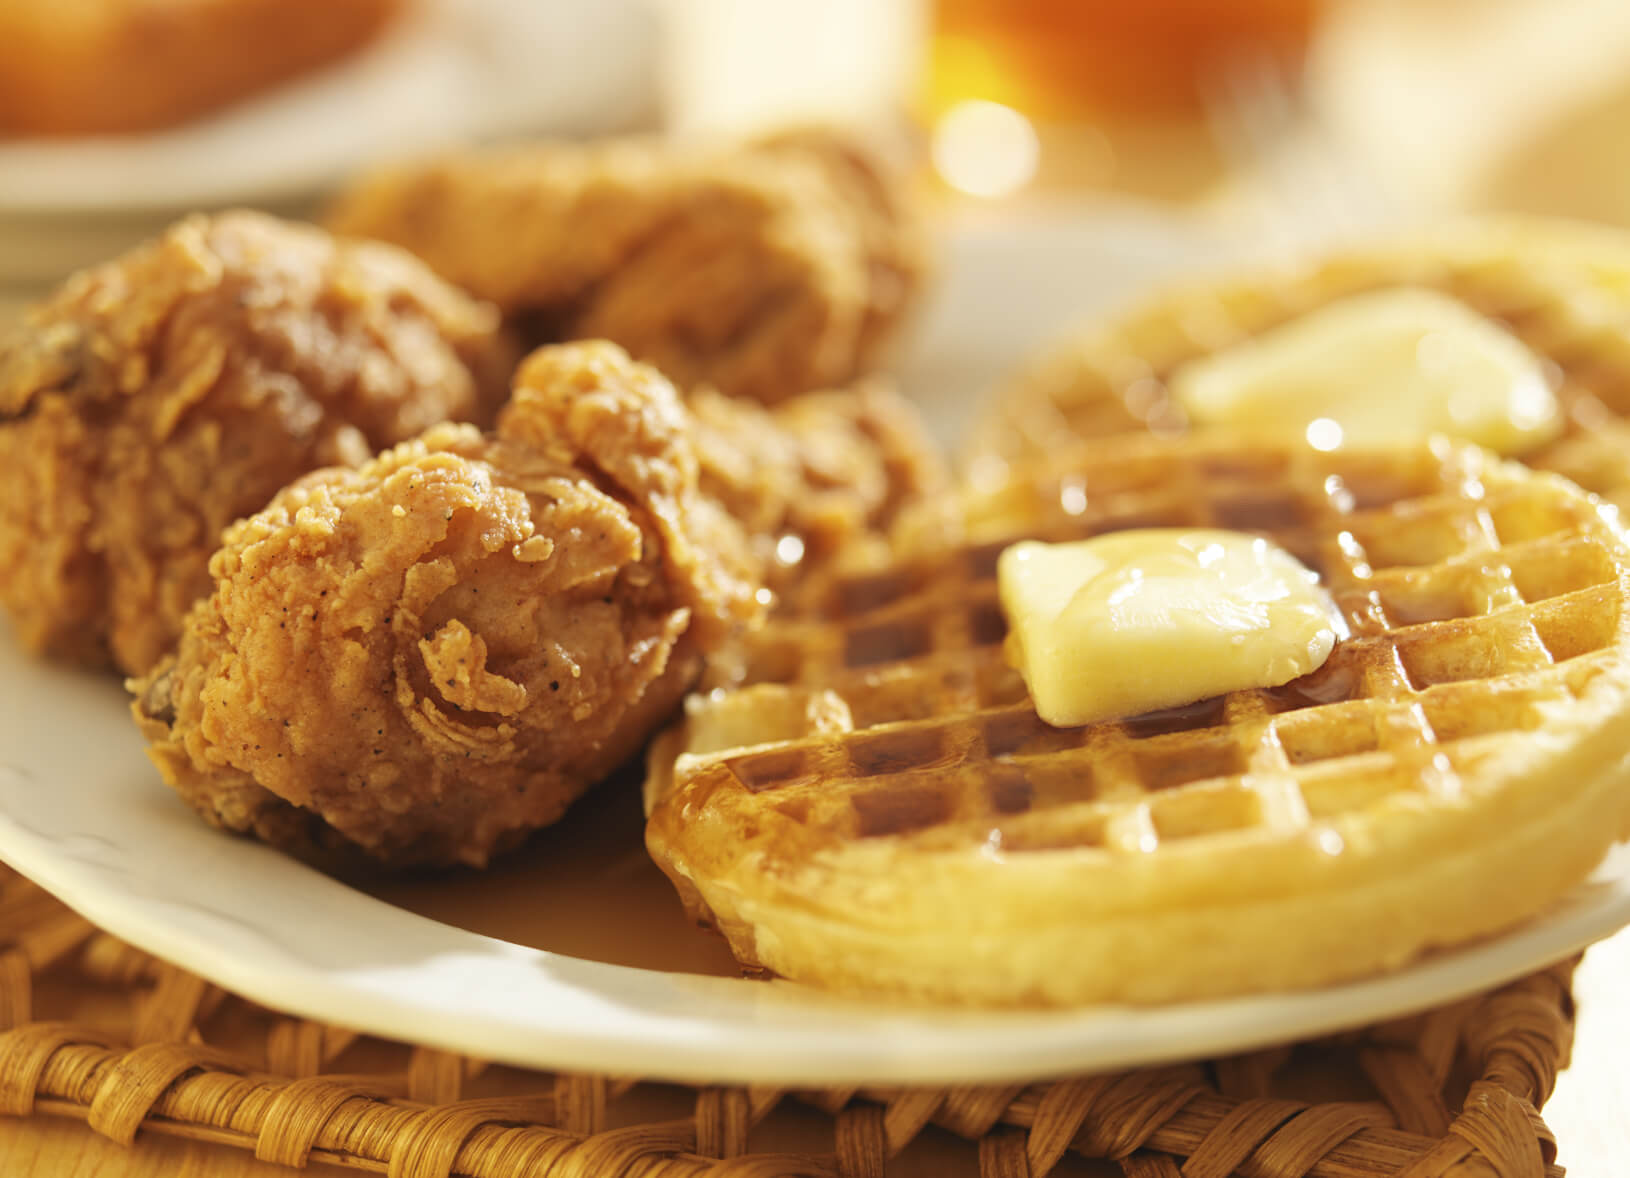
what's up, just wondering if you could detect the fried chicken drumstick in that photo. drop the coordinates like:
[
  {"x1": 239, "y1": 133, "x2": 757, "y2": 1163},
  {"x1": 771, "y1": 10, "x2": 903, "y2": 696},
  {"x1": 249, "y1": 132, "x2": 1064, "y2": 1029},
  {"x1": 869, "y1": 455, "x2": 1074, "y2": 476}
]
[
  {"x1": 325, "y1": 129, "x2": 928, "y2": 404},
  {"x1": 132, "y1": 342, "x2": 944, "y2": 868},
  {"x1": 0, "y1": 212, "x2": 511, "y2": 675}
]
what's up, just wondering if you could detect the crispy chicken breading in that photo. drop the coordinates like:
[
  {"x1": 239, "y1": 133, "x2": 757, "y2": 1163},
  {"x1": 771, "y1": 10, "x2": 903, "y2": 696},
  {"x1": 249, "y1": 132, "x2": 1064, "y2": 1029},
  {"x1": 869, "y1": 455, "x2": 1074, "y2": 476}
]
[
  {"x1": 0, "y1": 211, "x2": 511, "y2": 676},
  {"x1": 132, "y1": 342, "x2": 764, "y2": 869},
  {"x1": 690, "y1": 379, "x2": 947, "y2": 586},
  {"x1": 324, "y1": 130, "x2": 927, "y2": 404}
]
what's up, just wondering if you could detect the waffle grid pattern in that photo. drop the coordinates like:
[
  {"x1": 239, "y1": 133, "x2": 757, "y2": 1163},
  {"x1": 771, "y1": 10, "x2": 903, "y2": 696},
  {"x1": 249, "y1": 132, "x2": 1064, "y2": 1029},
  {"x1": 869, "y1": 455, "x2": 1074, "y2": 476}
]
[
  {"x1": 701, "y1": 441, "x2": 1624, "y2": 856},
  {"x1": 981, "y1": 234, "x2": 1630, "y2": 514},
  {"x1": 0, "y1": 866, "x2": 1576, "y2": 1177}
]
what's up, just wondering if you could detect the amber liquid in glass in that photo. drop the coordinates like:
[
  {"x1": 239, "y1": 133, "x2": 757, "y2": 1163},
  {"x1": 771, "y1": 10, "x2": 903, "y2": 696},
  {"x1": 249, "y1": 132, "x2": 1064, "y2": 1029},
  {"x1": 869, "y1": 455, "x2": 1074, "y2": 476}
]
[{"x1": 924, "y1": 0, "x2": 1320, "y2": 199}]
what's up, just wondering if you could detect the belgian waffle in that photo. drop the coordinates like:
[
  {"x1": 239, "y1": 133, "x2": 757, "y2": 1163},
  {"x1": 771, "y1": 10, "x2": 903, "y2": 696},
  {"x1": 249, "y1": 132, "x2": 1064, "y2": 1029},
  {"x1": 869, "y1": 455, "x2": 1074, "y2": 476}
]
[
  {"x1": 645, "y1": 434, "x2": 1630, "y2": 1005},
  {"x1": 975, "y1": 218, "x2": 1630, "y2": 513}
]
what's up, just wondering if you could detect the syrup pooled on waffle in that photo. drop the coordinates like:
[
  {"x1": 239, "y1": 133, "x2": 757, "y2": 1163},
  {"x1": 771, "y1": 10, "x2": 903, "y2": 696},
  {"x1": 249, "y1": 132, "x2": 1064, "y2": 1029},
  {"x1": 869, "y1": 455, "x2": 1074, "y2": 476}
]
[
  {"x1": 975, "y1": 218, "x2": 1630, "y2": 514},
  {"x1": 645, "y1": 435, "x2": 1630, "y2": 1006}
]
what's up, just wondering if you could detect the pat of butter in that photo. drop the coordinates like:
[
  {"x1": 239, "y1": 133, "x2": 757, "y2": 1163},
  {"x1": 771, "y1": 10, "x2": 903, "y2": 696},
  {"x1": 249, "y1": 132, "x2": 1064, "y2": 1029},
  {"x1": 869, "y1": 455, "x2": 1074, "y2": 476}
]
[
  {"x1": 1170, "y1": 287, "x2": 1560, "y2": 454},
  {"x1": 998, "y1": 530, "x2": 1342, "y2": 728}
]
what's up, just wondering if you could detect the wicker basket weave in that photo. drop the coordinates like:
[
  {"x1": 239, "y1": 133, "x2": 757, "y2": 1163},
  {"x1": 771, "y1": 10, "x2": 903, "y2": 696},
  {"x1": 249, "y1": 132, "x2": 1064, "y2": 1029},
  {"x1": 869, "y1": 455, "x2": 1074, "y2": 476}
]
[{"x1": 0, "y1": 864, "x2": 1574, "y2": 1177}]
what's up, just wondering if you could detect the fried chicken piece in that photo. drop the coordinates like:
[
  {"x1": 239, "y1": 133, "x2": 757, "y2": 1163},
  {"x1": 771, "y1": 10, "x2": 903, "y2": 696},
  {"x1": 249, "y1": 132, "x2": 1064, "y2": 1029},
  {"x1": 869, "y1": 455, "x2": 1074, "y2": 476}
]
[
  {"x1": 132, "y1": 342, "x2": 762, "y2": 869},
  {"x1": 0, "y1": 211, "x2": 511, "y2": 675},
  {"x1": 130, "y1": 340, "x2": 944, "y2": 868},
  {"x1": 505, "y1": 348, "x2": 945, "y2": 597},
  {"x1": 325, "y1": 130, "x2": 927, "y2": 403}
]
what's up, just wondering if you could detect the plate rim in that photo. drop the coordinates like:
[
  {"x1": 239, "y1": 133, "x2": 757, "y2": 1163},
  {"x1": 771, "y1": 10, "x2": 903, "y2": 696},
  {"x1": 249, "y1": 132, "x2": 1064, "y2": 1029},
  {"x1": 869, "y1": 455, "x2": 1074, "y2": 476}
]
[{"x1": 2, "y1": 781, "x2": 1626, "y2": 1086}]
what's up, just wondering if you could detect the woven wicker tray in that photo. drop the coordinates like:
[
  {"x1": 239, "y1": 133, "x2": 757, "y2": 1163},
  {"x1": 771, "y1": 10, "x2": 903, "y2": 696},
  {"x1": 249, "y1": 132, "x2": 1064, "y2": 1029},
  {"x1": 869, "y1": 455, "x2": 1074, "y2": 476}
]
[{"x1": 0, "y1": 864, "x2": 1577, "y2": 1177}]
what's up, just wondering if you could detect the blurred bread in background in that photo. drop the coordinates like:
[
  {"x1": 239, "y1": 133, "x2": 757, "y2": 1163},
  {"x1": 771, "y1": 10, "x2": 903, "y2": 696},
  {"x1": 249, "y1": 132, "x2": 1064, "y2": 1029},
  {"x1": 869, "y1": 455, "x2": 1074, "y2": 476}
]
[{"x1": 0, "y1": 0, "x2": 403, "y2": 136}]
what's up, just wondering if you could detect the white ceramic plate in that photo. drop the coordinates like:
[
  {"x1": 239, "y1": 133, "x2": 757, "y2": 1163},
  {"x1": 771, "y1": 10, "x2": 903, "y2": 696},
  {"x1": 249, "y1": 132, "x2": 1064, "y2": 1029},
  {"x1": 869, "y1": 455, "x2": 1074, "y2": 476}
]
[
  {"x1": 3, "y1": 211, "x2": 1629, "y2": 1086},
  {"x1": 0, "y1": 0, "x2": 656, "y2": 214}
]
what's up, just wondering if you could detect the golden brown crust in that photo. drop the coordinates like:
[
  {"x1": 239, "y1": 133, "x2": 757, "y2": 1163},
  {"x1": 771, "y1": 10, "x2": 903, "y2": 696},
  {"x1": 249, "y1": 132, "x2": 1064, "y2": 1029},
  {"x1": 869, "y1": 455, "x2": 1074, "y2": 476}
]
[
  {"x1": 496, "y1": 344, "x2": 765, "y2": 650},
  {"x1": 0, "y1": 211, "x2": 510, "y2": 676},
  {"x1": 0, "y1": 0, "x2": 402, "y2": 137},
  {"x1": 127, "y1": 339, "x2": 945, "y2": 868},
  {"x1": 646, "y1": 435, "x2": 1630, "y2": 1005},
  {"x1": 131, "y1": 341, "x2": 764, "y2": 869},
  {"x1": 325, "y1": 131, "x2": 927, "y2": 403}
]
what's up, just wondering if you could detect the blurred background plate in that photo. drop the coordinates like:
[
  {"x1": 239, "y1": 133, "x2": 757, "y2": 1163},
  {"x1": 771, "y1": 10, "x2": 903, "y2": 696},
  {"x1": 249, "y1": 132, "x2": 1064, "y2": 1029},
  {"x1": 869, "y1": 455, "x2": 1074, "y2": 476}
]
[
  {"x1": 0, "y1": 0, "x2": 657, "y2": 214},
  {"x1": 0, "y1": 0, "x2": 657, "y2": 285}
]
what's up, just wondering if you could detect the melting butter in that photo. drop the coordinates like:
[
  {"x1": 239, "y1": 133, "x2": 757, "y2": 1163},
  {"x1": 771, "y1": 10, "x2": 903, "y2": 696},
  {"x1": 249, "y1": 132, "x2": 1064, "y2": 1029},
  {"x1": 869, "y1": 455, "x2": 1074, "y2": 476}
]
[
  {"x1": 998, "y1": 530, "x2": 1343, "y2": 728},
  {"x1": 1170, "y1": 287, "x2": 1561, "y2": 454}
]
